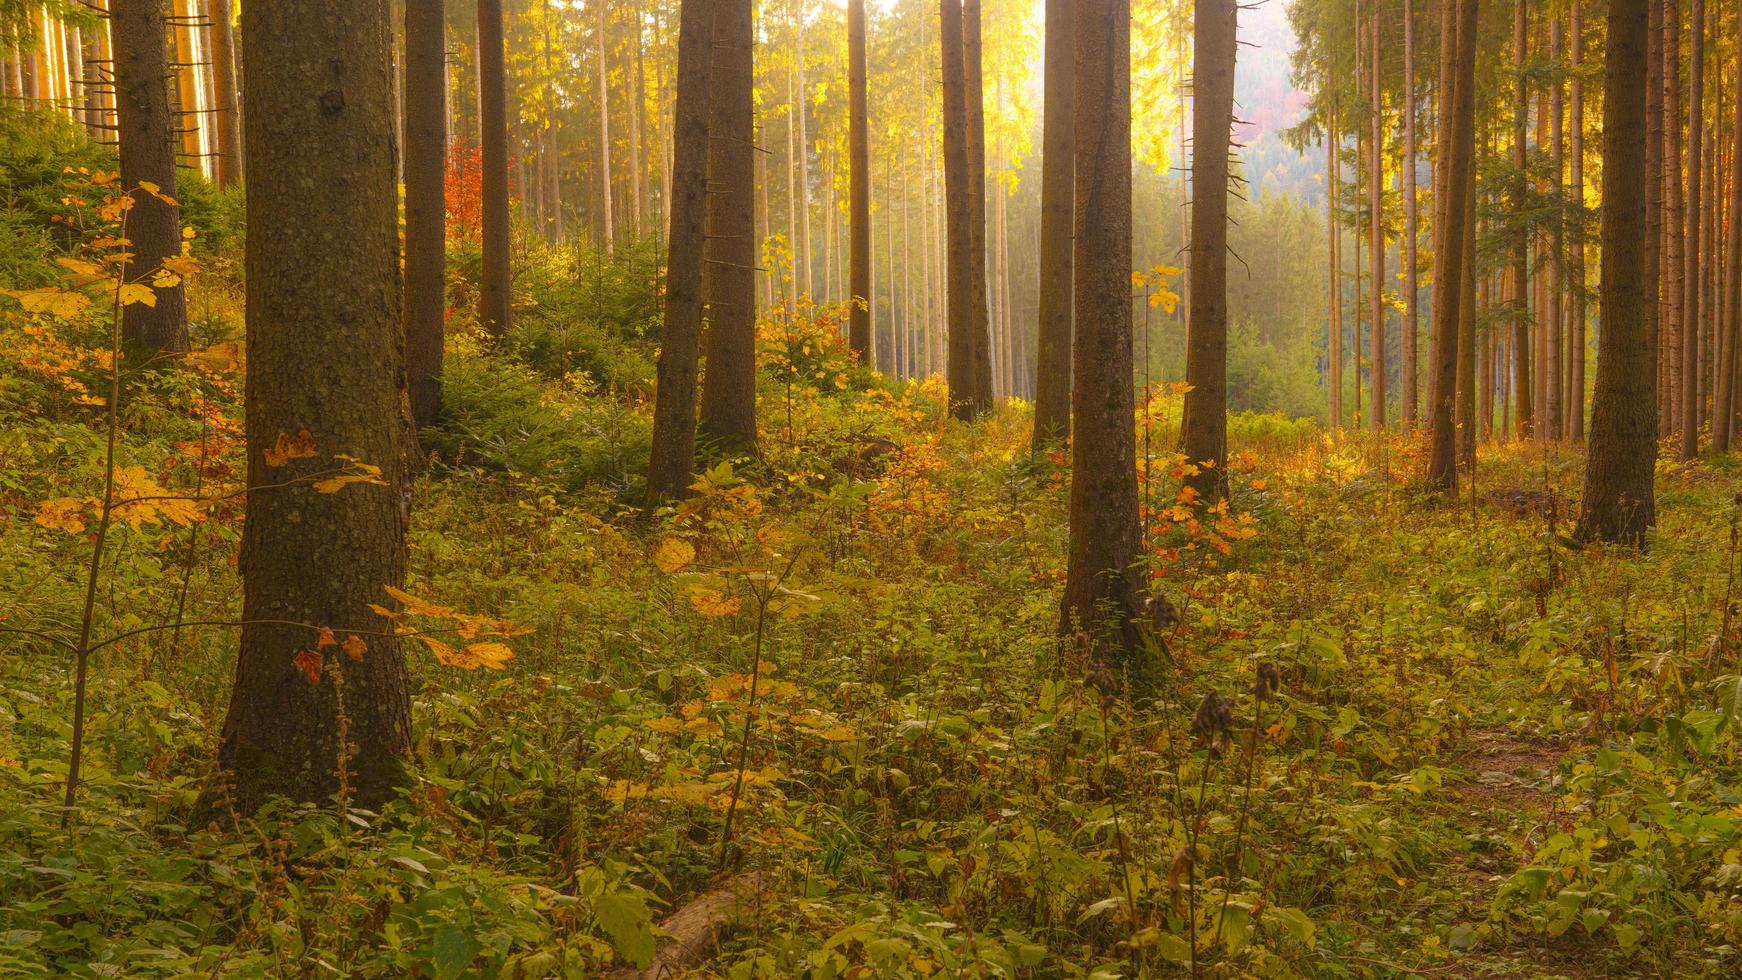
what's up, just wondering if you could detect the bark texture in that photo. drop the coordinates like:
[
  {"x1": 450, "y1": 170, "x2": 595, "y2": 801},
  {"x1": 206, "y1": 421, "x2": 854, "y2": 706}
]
[
  {"x1": 1426, "y1": 0, "x2": 1478, "y2": 491},
  {"x1": 647, "y1": 0, "x2": 717, "y2": 499},
  {"x1": 1180, "y1": 0, "x2": 1237, "y2": 502},
  {"x1": 404, "y1": 0, "x2": 446, "y2": 431},
  {"x1": 940, "y1": 0, "x2": 982, "y2": 419},
  {"x1": 1031, "y1": 0, "x2": 1073, "y2": 451},
  {"x1": 848, "y1": 0, "x2": 871, "y2": 359},
  {"x1": 222, "y1": 0, "x2": 413, "y2": 810},
  {"x1": 478, "y1": 0, "x2": 512, "y2": 337},
  {"x1": 1578, "y1": 0, "x2": 1655, "y2": 547},
  {"x1": 207, "y1": 0, "x2": 242, "y2": 187},
  {"x1": 698, "y1": 0, "x2": 757, "y2": 448},
  {"x1": 112, "y1": 0, "x2": 190, "y2": 355}
]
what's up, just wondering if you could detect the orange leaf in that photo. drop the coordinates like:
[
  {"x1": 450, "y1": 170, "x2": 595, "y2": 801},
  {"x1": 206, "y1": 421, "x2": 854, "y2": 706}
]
[
  {"x1": 341, "y1": 635, "x2": 367, "y2": 661},
  {"x1": 264, "y1": 430, "x2": 317, "y2": 467},
  {"x1": 293, "y1": 649, "x2": 323, "y2": 686}
]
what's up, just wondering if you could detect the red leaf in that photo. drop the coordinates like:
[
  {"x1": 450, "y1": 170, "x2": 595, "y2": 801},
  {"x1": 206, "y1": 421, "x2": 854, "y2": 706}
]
[{"x1": 293, "y1": 649, "x2": 323, "y2": 686}]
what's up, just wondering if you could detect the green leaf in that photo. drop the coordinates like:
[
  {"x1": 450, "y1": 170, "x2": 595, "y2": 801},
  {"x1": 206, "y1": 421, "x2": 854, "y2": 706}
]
[
  {"x1": 595, "y1": 887, "x2": 656, "y2": 969},
  {"x1": 429, "y1": 924, "x2": 479, "y2": 980}
]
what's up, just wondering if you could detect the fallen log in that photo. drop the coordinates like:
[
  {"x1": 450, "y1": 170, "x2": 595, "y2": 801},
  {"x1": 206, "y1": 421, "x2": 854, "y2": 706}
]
[{"x1": 608, "y1": 872, "x2": 770, "y2": 979}]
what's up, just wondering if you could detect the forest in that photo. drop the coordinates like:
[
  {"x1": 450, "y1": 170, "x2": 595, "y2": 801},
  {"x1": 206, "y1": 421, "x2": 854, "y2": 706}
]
[{"x1": 1, "y1": 0, "x2": 1740, "y2": 976}]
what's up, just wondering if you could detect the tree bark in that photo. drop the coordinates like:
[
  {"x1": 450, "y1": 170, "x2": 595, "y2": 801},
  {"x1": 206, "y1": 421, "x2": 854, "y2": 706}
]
[
  {"x1": 793, "y1": 0, "x2": 811, "y2": 297},
  {"x1": 1511, "y1": 0, "x2": 1533, "y2": 438},
  {"x1": 1031, "y1": 0, "x2": 1073, "y2": 450},
  {"x1": 1662, "y1": 0, "x2": 1684, "y2": 436},
  {"x1": 1680, "y1": 0, "x2": 1705, "y2": 458},
  {"x1": 405, "y1": 0, "x2": 446, "y2": 431},
  {"x1": 963, "y1": 0, "x2": 994, "y2": 408},
  {"x1": 1570, "y1": 0, "x2": 1587, "y2": 439},
  {"x1": 1368, "y1": 5, "x2": 1385, "y2": 431},
  {"x1": 1547, "y1": 16, "x2": 1565, "y2": 439},
  {"x1": 1180, "y1": 0, "x2": 1236, "y2": 501},
  {"x1": 596, "y1": 0, "x2": 616, "y2": 253},
  {"x1": 1717, "y1": 8, "x2": 1742, "y2": 453},
  {"x1": 112, "y1": 0, "x2": 190, "y2": 355},
  {"x1": 698, "y1": 0, "x2": 757, "y2": 448},
  {"x1": 848, "y1": 0, "x2": 871, "y2": 360},
  {"x1": 223, "y1": 0, "x2": 412, "y2": 810},
  {"x1": 1578, "y1": 0, "x2": 1655, "y2": 547},
  {"x1": 206, "y1": 0, "x2": 243, "y2": 186},
  {"x1": 478, "y1": 0, "x2": 512, "y2": 337},
  {"x1": 941, "y1": 0, "x2": 982, "y2": 418},
  {"x1": 1061, "y1": 0, "x2": 1160, "y2": 679},
  {"x1": 1402, "y1": 0, "x2": 1420, "y2": 429},
  {"x1": 1329, "y1": 102, "x2": 1343, "y2": 430},
  {"x1": 647, "y1": 0, "x2": 716, "y2": 500},
  {"x1": 1427, "y1": 0, "x2": 1478, "y2": 491}
]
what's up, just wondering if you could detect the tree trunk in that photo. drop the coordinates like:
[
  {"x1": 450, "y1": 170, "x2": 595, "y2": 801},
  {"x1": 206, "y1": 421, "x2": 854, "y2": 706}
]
[
  {"x1": 1329, "y1": 102, "x2": 1343, "y2": 431},
  {"x1": 1031, "y1": 0, "x2": 1073, "y2": 449},
  {"x1": 597, "y1": 0, "x2": 616, "y2": 254},
  {"x1": 848, "y1": 0, "x2": 871, "y2": 360},
  {"x1": 207, "y1": 0, "x2": 243, "y2": 186},
  {"x1": 478, "y1": 0, "x2": 512, "y2": 337},
  {"x1": 963, "y1": 0, "x2": 994, "y2": 408},
  {"x1": 941, "y1": 0, "x2": 980, "y2": 418},
  {"x1": 1368, "y1": 4, "x2": 1385, "y2": 431},
  {"x1": 698, "y1": 0, "x2": 757, "y2": 447},
  {"x1": 631, "y1": 2, "x2": 647, "y2": 240},
  {"x1": 1180, "y1": 0, "x2": 1236, "y2": 502},
  {"x1": 1570, "y1": 0, "x2": 1587, "y2": 439},
  {"x1": 1511, "y1": 0, "x2": 1533, "y2": 438},
  {"x1": 1680, "y1": 0, "x2": 1705, "y2": 458},
  {"x1": 222, "y1": 0, "x2": 412, "y2": 811},
  {"x1": 1402, "y1": 0, "x2": 1419, "y2": 429},
  {"x1": 1427, "y1": 0, "x2": 1478, "y2": 491},
  {"x1": 647, "y1": 0, "x2": 715, "y2": 500},
  {"x1": 1578, "y1": 0, "x2": 1655, "y2": 546},
  {"x1": 1455, "y1": 175, "x2": 1476, "y2": 467},
  {"x1": 1662, "y1": 0, "x2": 1684, "y2": 437},
  {"x1": 793, "y1": 0, "x2": 811, "y2": 298},
  {"x1": 1717, "y1": 8, "x2": 1742, "y2": 454},
  {"x1": 405, "y1": 0, "x2": 446, "y2": 431},
  {"x1": 1061, "y1": 0, "x2": 1159, "y2": 680},
  {"x1": 1645, "y1": 0, "x2": 1665, "y2": 431},
  {"x1": 112, "y1": 0, "x2": 190, "y2": 355}
]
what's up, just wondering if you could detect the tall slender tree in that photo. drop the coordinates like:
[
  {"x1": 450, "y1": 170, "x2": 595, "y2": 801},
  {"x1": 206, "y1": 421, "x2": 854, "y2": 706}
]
[
  {"x1": 963, "y1": 0, "x2": 994, "y2": 406},
  {"x1": 112, "y1": 0, "x2": 190, "y2": 355},
  {"x1": 647, "y1": 0, "x2": 716, "y2": 499},
  {"x1": 1578, "y1": 0, "x2": 1654, "y2": 546},
  {"x1": 1061, "y1": 0, "x2": 1164, "y2": 678},
  {"x1": 1680, "y1": 0, "x2": 1705, "y2": 459},
  {"x1": 698, "y1": 0, "x2": 757, "y2": 447},
  {"x1": 1180, "y1": 0, "x2": 1238, "y2": 502},
  {"x1": 1717, "y1": 6, "x2": 1742, "y2": 453},
  {"x1": 940, "y1": 0, "x2": 986, "y2": 419},
  {"x1": 1031, "y1": 0, "x2": 1073, "y2": 451},
  {"x1": 1367, "y1": 4, "x2": 1385, "y2": 432},
  {"x1": 1427, "y1": 0, "x2": 1478, "y2": 490},
  {"x1": 405, "y1": 0, "x2": 446, "y2": 432},
  {"x1": 1569, "y1": 0, "x2": 1587, "y2": 440},
  {"x1": 221, "y1": 0, "x2": 412, "y2": 810},
  {"x1": 207, "y1": 0, "x2": 242, "y2": 187},
  {"x1": 478, "y1": 0, "x2": 512, "y2": 337},
  {"x1": 848, "y1": 0, "x2": 871, "y2": 359},
  {"x1": 1401, "y1": 0, "x2": 1420, "y2": 429},
  {"x1": 1510, "y1": 0, "x2": 1533, "y2": 438}
]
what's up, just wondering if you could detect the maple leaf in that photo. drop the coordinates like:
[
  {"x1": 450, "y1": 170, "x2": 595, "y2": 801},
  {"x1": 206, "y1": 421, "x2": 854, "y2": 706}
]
[
  {"x1": 654, "y1": 538, "x2": 696, "y2": 573},
  {"x1": 384, "y1": 584, "x2": 457, "y2": 619},
  {"x1": 293, "y1": 649, "x2": 323, "y2": 686},
  {"x1": 312, "y1": 462, "x2": 385, "y2": 493},
  {"x1": 416, "y1": 634, "x2": 514, "y2": 670},
  {"x1": 341, "y1": 635, "x2": 367, "y2": 661},
  {"x1": 5, "y1": 287, "x2": 92, "y2": 319},
  {"x1": 34, "y1": 497, "x2": 90, "y2": 534},
  {"x1": 263, "y1": 430, "x2": 318, "y2": 467},
  {"x1": 118, "y1": 283, "x2": 156, "y2": 307}
]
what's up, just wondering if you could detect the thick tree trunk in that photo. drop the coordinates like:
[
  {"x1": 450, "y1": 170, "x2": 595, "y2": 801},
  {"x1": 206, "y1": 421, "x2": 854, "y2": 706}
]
[
  {"x1": 405, "y1": 0, "x2": 446, "y2": 431},
  {"x1": 207, "y1": 0, "x2": 243, "y2": 186},
  {"x1": 941, "y1": 0, "x2": 981, "y2": 418},
  {"x1": 963, "y1": 0, "x2": 994, "y2": 408},
  {"x1": 1718, "y1": 11, "x2": 1742, "y2": 454},
  {"x1": 1680, "y1": 0, "x2": 1705, "y2": 458},
  {"x1": 1570, "y1": 0, "x2": 1587, "y2": 440},
  {"x1": 223, "y1": 0, "x2": 412, "y2": 810},
  {"x1": 1578, "y1": 0, "x2": 1655, "y2": 546},
  {"x1": 698, "y1": 0, "x2": 757, "y2": 447},
  {"x1": 478, "y1": 0, "x2": 512, "y2": 337},
  {"x1": 848, "y1": 0, "x2": 871, "y2": 359},
  {"x1": 1031, "y1": 0, "x2": 1073, "y2": 450},
  {"x1": 1061, "y1": 0, "x2": 1159, "y2": 679},
  {"x1": 1180, "y1": 0, "x2": 1236, "y2": 501},
  {"x1": 647, "y1": 0, "x2": 716, "y2": 500},
  {"x1": 112, "y1": 0, "x2": 190, "y2": 355},
  {"x1": 1511, "y1": 0, "x2": 1533, "y2": 438},
  {"x1": 1427, "y1": 0, "x2": 1478, "y2": 491},
  {"x1": 1402, "y1": 0, "x2": 1419, "y2": 429},
  {"x1": 1368, "y1": 6, "x2": 1385, "y2": 432}
]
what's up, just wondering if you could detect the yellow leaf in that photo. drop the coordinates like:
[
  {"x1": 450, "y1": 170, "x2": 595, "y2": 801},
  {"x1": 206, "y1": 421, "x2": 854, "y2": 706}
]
[
  {"x1": 312, "y1": 467, "x2": 385, "y2": 493},
  {"x1": 818, "y1": 725, "x2": 859, "y2": 742},
  {"x1": 654, "y1": 537, "x2": 696, "y2": 573},
  {"x1": 6, "y1": 287, "x2": 92, "y2": 319},
  {"x1": 118, "y1": 283, "x2": 156, "y2": 307},
  {"x1": 384, "y1": 584, "x2": 457, "y2": 620},
  {"x1": 644, "y1": 717, "x2": 682, "y2": 733},
  {"x1": 34, "y1": 497, "x2": 90, "y2": 534},
  {"x1": 688, "y1": 589, "x2": 742, "y2": 618}
]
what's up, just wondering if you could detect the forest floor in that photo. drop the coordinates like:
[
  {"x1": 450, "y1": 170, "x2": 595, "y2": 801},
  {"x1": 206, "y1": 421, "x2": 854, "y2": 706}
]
[{"x1": 4, "y1": 165, "x2": 1742, "y2": 979}]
